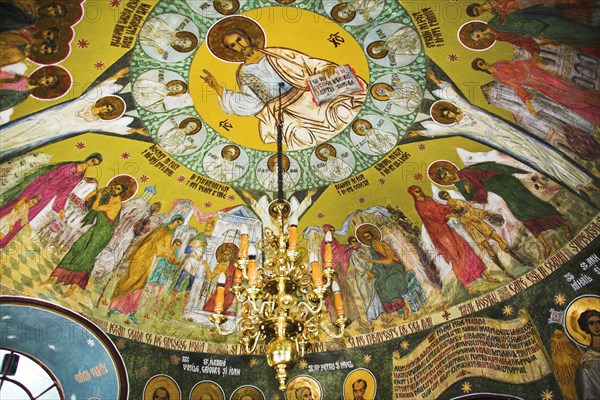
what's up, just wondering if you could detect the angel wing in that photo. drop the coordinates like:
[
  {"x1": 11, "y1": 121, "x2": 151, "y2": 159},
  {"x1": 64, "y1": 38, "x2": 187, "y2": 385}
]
[{"x1": 551, "y1": 328, "x2": 582, "y2": 400}]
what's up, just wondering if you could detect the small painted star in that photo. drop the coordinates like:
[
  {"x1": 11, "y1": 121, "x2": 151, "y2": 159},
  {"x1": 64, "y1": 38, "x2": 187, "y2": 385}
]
[
  {"x1": 1, "y1": 315, "x2": 11, "y2": 320},
  {"x1": 48, "y1": 344, "x2": 56, "y2": 351},
  {"x1": 442, "y1": 310, "x2": 451, "y2": 320},
  {"x1": 75, "y1": 141, "x2": 86, "y2": 150},
  {"x1": 227, "y1": 194, "x2": 236, "y2": 202},
  {"x1": 139, "y1": 175, "x2": 149, "y2": 183},
  {"x1": 116, "y1": 339, "x2": 125, "y2": 349},
  {"x1": 120, "y1": 151, "x2": 131, "y2": 159},
  {"x1": 109, "y1": 0, "x2": 122, "y2": 6},
  {"x1": 358, "y1": 197, "x2": 366, "y2": 204},
  {"x1": 418, "y1": 143, "x2": 426, "y2": 151},
  {"x1": 541, "y1": 390, "x2": 553, "y2": 400},
  {"x1": 554, "y1": 294, "x2": 566, "y2": 306},
  {"x1": 461, "y1": 382, "x2": 472, "y2": 393},
  {"x1": 272, "y1": 395, "x2": 281, "y2": 400},
  {"x1": 76, "y1": 38, "x2": 89, "y2": 48},
  {"x1": 378, "y1": 178, "x2": 386, "y2": 185},
  {"x1": 298, "y1": 359, "x2": 308, "y2": 369},
  {"x1": 249, "y1": 358, "x2": 259, "y2": 367},
  {"x1": 448, "y1": 53, "x2": 459, "y2": 62},
  {"x1": 400, "y1": 340, "x2": 409, "y2": 350},
  {"x1": 170, "y1": 355, "x2": 181, "y2": 365},
  {"x1": 203, "y1": 201, "x2": 212, "y2": 208},
  {"x1": 363, "y1": 354, "x2": 372, "y2": 364},
  {"x1": 139, "y1": 367, "x2": 149, "y2": 377},
  {"x1": 502, "y1": 305, "x2": 514, "y2": 316},
  {"x1": 86, "y1": 338, "x2": 95, "y2": 347},
  {"x1": 413, "y1": 172, "x2": 423, "y2": 181},
  {"x1": 7, "y1": 335, "x2": 16, "y2": 340},
  {"x1": 94, "y1": 61, "x2": 106, "y2": 70},
  {"x1": 316, "y1": 212, "x2": 325, "y2": 219},
  {"x1": 176, "y1": 175, "x2": 186, "y2": 183}
]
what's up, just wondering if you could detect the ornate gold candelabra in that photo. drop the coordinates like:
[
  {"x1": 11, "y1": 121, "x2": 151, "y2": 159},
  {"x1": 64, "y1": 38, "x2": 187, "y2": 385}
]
[{"x1": 208, "y1": 204, "x2": 350, "y2": 390}]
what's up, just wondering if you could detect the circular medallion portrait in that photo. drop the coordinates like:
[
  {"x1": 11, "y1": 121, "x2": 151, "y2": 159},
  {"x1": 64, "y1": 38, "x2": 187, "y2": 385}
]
[
  {"x1": 323, "y1": 0, "x2": 385, "y2": 26},
  {"x1": 310, "y1": 143, "x2": 356, "y2": 183},
  {"x1": 364, "y1": 22, "x2": 421, "y2": 67},
  {"x1": 202, "y1": 144, "x2": 249, "y2": 183},
  {"x1": 139, "y1": 13, "x2": 200, "y2": 62},
  {"x1": 285, "y1": 375, "x2": 322, "y2": 400},
  {"x1": 230, "y1": 385, "x2": 265, "y2": 400},
  {"x1": 131, "y1": 0, "x2": 425, "y2": 190},
  {"x1": 133, "y1": 69, "x2": 192, "y2": 113},
  {"x1": 256, "y1": 153, "x2": 302, "y2": 192},
  {"x1": 143, "y1": 375, "x2": 181, "y2": 400},
  {"x1": 343, "y1": 368, "x2": 377, "y2": 400},
  {"x1": 156, "y1": 115, "x2": 206, "y2": 156},
  {"x1": 350, "y1": 115, "x2": 398, "y2": 156},
  {"x1": 186, "y1": 0, "x2": 247, "y2": 18},
  {"x1": 564, "y1": 294, "x2": 600, "y2": 347},
  {"x1": 190, "y1": 380, "x2": 225, "y2": 400},
  {"x1": 370, "y1": 73, "x2": 423, "y2": 116}
]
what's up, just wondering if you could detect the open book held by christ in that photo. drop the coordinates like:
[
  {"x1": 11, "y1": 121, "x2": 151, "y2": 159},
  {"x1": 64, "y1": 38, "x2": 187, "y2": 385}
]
[{"x1": 306, "y1": 64, "x2": 364, "y2": 105}]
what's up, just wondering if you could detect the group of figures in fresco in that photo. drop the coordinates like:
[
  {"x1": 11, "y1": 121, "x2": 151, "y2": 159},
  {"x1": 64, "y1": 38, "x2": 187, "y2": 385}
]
[{"x1": 0, "y1": 0, "x2": 600, "y2": 398}]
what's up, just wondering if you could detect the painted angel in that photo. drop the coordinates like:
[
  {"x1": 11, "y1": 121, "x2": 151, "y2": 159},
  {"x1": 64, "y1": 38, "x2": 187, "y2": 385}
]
[{"x1": 0, "y1": 66, "x2": 147, "y2": 160}]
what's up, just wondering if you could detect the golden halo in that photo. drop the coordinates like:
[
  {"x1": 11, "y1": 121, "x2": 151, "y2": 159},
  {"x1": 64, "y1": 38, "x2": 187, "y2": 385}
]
[
  {"x1": 172, "y1": 31, "x2": 199, "y2": 52},
  {"x1": 143, "y1": 375, "x2": 181, "y2": 400},
  {"x1": 268, "y1": 199, "x2": 291, "y2": 219},
  {"x1": 231, "y1": 385, "x2": 265, "y2": 400},
  {"x1": 107, "y1": 174, "x2": 138, "y2": 202},
  {"x1": 352, "y1": 119, "x2": 372, "y2": 136},
  {"x1": 221, "y1": 144, "x2": 240, "y2": 160},
  {"x1": 215, "y1": 242, "x2": 240, "y2": 262},
  {"x1": 343, "y1": 368, "x2": 377, "y2": 400},
  {"x1": 458, "y1": 20, "x2": 495, "y2": 51},
  {"x1": 95, "y1": 95, "x2": 126, "y2": 121},
  {"x1": 267, "y1": 154, "x2": 290, "y2": 172},
  {"x1": 355, "y1": 223, "x2": 382, "y2": 245},
  {"x1": 370, "y1": 82, "x2": 392, "y2": 102},
  {"x1": 213, "y1": 0, "x2": 240, "y2": 15},
  {"x1": 315, "y1": 143, "x2": 336, "y2": 161},
  {"x1": 427, "y1": 160, "x2": 459, "y2": 186},
  {"x1": 366, "y1": 40, "x2": 388, "y2": 59},
  {"x1": 206, "y1": 15, "x2": 266, "y2": 63},
  {"x1": 564, "y1": 295, "x2": 600, "y2": 347},
  {"x1": 285, "y1": 375, "x2": 322, "y2": 400},
  {"x1": 430, "y1": 100, "x2": 459, "y2": 126},
  {"x1": 29, "y1": 65, "x2": 71, "y2": 100},
  {"x1": 190, "y1": 380, "x2": 225, "y2": 400},
  {"x1": 330, "y1": 3, "x2": 356, "y2": 23},
  {"x1": 180, "y1": 117, "x2": 202, "y2": 135}
]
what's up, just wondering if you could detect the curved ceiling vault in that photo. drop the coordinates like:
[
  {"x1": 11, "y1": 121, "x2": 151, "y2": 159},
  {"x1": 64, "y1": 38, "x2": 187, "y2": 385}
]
[{"x1": 0, "y1": 0, "x2": 599, "y2": 399}]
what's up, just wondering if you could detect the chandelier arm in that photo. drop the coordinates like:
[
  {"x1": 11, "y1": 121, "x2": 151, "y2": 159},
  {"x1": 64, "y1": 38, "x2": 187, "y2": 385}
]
[
  {"x1": 318, "y1": 320, "x2": 345, "y2": 339},
  {"x1": 296, "y1": 299, "x2": 323, "y2": 316},
  {"x1": 211, "y1": 316, "x2": 244, "y2": 336},
  {"x1": 244, "y1": 331, "x2": 263, "y2": 354},
  {"x1": 234, "y1": 290, "x2": 248, "y2": 303},
  {"x1": 259, "y1": 299, "x2": 274, "y2": 318}
]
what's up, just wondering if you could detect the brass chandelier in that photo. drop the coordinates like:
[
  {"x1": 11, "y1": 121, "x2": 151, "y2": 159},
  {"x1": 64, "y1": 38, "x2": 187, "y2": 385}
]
[{"x1": 208, "y1": 85, "x2": 350, "y2": 390}]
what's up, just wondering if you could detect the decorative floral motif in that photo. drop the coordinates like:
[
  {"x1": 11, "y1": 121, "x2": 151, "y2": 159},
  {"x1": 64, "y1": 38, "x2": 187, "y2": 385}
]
[{"x1": 76, "y1": 39, "x2": 89, "y2": 48}]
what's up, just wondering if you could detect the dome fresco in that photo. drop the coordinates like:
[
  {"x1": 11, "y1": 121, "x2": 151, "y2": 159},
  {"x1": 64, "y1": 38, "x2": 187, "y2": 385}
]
[{"x1": 0, "y1": 0, "x2": 599, "y2": 398}]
